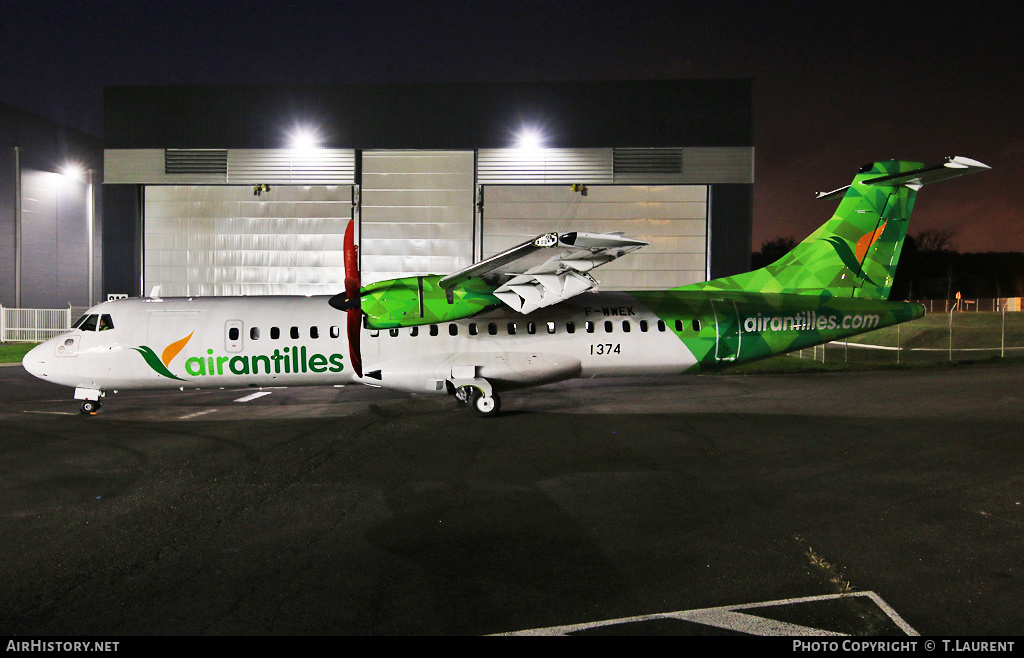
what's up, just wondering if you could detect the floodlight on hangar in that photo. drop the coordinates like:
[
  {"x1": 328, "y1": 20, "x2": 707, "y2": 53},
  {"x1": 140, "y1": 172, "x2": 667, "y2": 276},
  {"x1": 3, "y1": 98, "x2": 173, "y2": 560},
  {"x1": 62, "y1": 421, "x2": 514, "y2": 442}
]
[
  {"x1": 513, "y1": 126, "x2": 546, "y2": 151},
  {"x1": 59, "y1": 162, "x2": 86, "y2": 182},
  {"x1": 287, "y1": 125, "x2": 322, "y2": 150}
]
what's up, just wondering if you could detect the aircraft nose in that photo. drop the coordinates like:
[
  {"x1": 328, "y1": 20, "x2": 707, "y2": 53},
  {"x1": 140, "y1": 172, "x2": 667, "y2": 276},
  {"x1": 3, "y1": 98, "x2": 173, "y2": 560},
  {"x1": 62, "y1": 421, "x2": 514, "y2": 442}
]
[
  {"x1": 21, "y1": 341, "x2": 46, "y2": 378},
  {"x1": 21, "y1": 339, "x2": 62, "y2": 380},
  {"x1": 22, "y1": 342, "x2": 50, "y2": 379}
]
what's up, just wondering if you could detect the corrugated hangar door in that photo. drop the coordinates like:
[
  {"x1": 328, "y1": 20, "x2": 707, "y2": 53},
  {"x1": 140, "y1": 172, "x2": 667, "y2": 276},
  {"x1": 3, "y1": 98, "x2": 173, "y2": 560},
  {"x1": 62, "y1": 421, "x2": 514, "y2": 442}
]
[
  {"x1": 360, "y1": 151, "x2": 475, "y2": 284},
  {"x1": 481, "y1": 185, "x2": 709, "y2": 290},
  {"x1": 144, "y1": 185, "x2": 354, "y2": 297}
]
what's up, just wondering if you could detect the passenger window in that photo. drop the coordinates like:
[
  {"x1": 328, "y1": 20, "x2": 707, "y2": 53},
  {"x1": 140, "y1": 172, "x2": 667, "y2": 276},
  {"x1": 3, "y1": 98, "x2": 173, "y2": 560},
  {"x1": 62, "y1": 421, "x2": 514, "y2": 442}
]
[
  {"x1": 674, "y1": 320, "x2": 683, "y2": 332},
  {"x1": 449, "y1": 324, "x2": 458, "y2": 336},
  {"x1": 271, "y1": 327, "x2": 280, "y2": 340},
  {"x1": 310, "y1": 326, "x2": 319, "y2": 339},
  {"x1": 370, "y1": 330, "x2": 379, "y2": 338},
  {"x1": 228, "y1": 327, "x2": 240, "y2": 341},
  {"x1": 639, "y1": 320, "x2": 648, "y2": 332},
  {"x1": 527, "y1": 322, "x2": 536, "y2": 335},
  {"x1": 547, "y1": 322, "x2": 556, "y2": 334},
  {"x1": 78, "y1": 315, "x2": 98, "y2": 331},
  {"x1": 507, "y1": 322, "x2": 517, "y2": 335},
  {"x1": 429, "y1": 325, "x2": 438, "y2": 337},
  {"x1": 604, "y1": 320, "x2": 613, "y2": 333},
  {"x1": 290, "y1": 326, "x2": 299, "y2": 339},
  {"x1": 566, "y1": 321, "x2": 575, "y2": 334},
  {"x1": 585, "y1": 321, "x2": 595, "y2": 333},
  {"x1": 469, "y1": 323, "x2": 478, "y2": 336},
  {"x1": 389, "y1": 328, "x2": 399, "y2": 337},
  {"x1": 330, "y1": 326, "x2": 340, "y2": 338},
  {"x1": 250, "y1": 327, "x2": 260, "y2": 340},
  {"x1": 692, "y1": 319, "x2": 702, "y2": 331},
  {"x1": 410, "y1": 326, "x2": 419, "y2": 337},
  {"x1": 488, "y1": 323, "x2": 498, "y2": 336},
  {"x1": 657, "y1": 320, "x2": 666, "y2": 332},
  {"x1": 621, "y1": 321, "x2": 630, "y2": 333}
]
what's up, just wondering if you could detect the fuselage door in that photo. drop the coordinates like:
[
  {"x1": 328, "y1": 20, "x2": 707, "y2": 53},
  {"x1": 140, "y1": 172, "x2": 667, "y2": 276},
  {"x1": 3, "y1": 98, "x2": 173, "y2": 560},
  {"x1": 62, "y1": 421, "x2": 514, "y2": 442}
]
[
  {"x1": 225, "y1": 320, "x2": 244, "y2": 353},
  {"x1": 710, "y1": 299, "x2": 741, "y2": 362}
]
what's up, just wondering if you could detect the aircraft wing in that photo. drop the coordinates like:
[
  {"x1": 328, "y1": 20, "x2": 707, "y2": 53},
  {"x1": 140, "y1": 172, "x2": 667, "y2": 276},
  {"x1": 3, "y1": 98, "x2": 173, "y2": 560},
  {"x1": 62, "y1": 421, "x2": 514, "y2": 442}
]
[{"x1": 438, "y1": 231, "x2": 647, "y2": 314}]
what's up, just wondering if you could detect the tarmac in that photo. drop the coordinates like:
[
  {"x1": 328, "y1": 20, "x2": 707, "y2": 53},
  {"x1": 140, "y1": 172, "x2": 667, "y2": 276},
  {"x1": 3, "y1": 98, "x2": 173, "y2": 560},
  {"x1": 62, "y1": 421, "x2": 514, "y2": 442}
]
[{"x1": 1, "y1": 362, "x2": 1023, "y2": 635}]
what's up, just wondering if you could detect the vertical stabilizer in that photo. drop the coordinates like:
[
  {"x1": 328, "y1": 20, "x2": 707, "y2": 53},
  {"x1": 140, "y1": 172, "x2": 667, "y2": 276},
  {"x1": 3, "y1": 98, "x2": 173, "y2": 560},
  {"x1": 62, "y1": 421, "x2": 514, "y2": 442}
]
[{"x1": 682, "y1": 157, "x2": 989, "y2": 300}]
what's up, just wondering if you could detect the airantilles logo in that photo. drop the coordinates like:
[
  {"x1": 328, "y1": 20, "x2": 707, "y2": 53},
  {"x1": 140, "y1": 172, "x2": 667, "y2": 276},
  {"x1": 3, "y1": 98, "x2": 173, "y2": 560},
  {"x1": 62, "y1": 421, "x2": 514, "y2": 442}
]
[
  {"x1": 135, "y1": 333, "x2": 346, "y2": 379},
  {"x1": 133, "y1": 332, "x2": 192, "y2": 381},
  {"x1": 823, "y1": 220, "x2": 889, "y2": 287}
]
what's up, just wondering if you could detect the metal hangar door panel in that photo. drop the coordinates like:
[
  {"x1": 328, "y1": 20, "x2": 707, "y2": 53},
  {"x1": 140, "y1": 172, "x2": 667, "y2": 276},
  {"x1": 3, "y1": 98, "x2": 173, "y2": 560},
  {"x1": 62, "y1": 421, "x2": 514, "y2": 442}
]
[
  {"x1": 359, "y1": 151, "x2": 475, "y2": 284},
  {"x1": 480, "y1": 185, "x2": 709, "y2": 290},
  {"x1": 143, "y1": 185, "x2": 354, "y2": 297}
]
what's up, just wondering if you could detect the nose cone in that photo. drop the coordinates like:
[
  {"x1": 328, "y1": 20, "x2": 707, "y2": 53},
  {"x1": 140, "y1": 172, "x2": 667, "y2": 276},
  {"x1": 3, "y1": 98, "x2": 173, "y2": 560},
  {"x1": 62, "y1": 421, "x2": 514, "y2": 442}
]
[{"x1": 22, "y1": 342, "x2": 50, "y2": 380}]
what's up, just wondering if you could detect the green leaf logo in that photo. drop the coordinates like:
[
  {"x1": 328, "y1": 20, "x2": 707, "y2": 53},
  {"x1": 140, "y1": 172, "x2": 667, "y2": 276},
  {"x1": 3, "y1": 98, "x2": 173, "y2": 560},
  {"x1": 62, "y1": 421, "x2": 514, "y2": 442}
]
[{"x1": 134, "y1": 332, "x2": 193, "y2": 381}]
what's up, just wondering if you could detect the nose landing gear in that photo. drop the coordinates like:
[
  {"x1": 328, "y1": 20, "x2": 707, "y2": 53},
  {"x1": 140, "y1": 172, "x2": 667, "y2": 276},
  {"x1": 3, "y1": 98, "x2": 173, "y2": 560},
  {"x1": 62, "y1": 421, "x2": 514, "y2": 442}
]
[
  {"x1": 75, "y1": 387, "x2": 105, "y2": 416},
  {"x1": 80, "y1": 400, "x2": 102, "y2": 415}
]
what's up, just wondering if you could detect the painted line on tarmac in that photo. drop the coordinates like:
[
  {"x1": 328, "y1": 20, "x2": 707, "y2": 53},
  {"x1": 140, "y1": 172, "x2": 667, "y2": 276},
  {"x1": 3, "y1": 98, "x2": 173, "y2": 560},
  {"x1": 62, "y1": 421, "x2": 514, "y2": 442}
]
[
  {"x1": 179, "y1": 409, "x2": 219, "y2": 419},
  {"x1": 22, "y1": 410, "x2": 77, "y2": 416},
  {"x1": 234, "y1": 391, "x2": 273, "y2": 403},
  {"x1": 495, "y1": 592, "x2": 918, "y2": 636}
]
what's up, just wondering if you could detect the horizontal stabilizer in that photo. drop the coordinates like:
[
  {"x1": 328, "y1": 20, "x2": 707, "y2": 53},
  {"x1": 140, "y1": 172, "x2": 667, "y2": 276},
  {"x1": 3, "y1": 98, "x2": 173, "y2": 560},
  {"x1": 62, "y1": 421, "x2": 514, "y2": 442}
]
[
  {"x1": 861, "y1": 156, "x2": 990, "y2": 189},
  {"x1": 817, "y1": 156, "x2": 989, "y2": 199}
]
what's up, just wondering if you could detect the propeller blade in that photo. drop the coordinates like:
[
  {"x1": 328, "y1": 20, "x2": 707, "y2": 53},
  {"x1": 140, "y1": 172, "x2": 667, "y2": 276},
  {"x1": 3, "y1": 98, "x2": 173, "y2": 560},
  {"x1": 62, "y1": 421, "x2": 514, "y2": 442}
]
[
  {"x1": 343, "y1": 220, "x2": 362, "y2": 377},
  {"x1": 347, "y1": 308, "x2": 362, "y2": 378}
]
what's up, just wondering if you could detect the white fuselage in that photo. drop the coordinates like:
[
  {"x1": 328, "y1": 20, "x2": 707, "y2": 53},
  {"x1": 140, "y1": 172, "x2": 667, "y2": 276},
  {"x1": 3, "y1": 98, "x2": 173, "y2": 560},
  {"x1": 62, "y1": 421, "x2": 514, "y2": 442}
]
[{"x1": 22, "y1": 294, "x2": 698, "y2": 398}]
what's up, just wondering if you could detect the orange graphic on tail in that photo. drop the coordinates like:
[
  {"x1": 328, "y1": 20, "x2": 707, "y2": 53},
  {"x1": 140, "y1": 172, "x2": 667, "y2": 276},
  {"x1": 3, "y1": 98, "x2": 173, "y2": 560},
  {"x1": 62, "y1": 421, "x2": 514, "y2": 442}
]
[{"x1": 855, "y1": 221, "x2": 887, "y2": 261}]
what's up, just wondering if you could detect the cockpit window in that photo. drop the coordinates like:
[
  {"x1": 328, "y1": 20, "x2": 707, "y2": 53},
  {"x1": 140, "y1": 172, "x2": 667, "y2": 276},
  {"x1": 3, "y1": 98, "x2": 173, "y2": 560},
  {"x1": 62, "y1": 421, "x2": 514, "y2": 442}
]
[
  {"x1": 72, "y1": 313, "x2": 114, "y2": 332},
  {"x1": 77, "y1": 314, "x2": 99, "y2": 331}
]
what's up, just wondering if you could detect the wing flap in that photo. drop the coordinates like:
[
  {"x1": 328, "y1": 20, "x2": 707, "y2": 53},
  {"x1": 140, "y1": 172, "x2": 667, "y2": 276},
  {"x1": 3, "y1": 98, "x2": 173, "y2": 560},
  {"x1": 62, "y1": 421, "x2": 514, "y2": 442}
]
[{"x1": 438, "y1": 231, "x2": 645, "y2": 313}]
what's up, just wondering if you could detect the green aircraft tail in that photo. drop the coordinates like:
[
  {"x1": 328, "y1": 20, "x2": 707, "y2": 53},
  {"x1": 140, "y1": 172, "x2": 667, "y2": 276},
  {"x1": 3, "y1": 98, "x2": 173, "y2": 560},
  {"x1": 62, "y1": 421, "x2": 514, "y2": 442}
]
[{"x1": 682, "y1": 157, "x2": 989, "y2": 300}]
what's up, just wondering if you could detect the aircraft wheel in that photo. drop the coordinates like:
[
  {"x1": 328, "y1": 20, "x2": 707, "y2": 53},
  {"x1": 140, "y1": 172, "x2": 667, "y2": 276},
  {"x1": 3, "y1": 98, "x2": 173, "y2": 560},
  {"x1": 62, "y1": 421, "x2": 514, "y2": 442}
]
[
  {"x1": 455, "y1": 385, "x2": 473, "y2": 405},
  {"x1": 80, "y1": 400, "x2": 101, "y2": 415},
  {"x1": 469, "y1": 389, "x2": 501, "y2": 418}
]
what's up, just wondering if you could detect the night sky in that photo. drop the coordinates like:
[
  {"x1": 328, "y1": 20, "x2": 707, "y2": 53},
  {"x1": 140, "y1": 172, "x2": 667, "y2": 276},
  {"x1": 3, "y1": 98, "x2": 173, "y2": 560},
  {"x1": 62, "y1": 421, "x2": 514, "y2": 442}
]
[{"x1": 2, "y1": 0, "x2": 1021, "y2": 253}]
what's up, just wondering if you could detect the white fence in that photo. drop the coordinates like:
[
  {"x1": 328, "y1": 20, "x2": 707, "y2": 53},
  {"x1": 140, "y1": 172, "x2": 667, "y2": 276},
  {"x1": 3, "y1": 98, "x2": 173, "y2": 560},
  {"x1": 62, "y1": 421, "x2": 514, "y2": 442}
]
[{"x1": 1, "y1": 306, "x2": 73, "y2": 342}]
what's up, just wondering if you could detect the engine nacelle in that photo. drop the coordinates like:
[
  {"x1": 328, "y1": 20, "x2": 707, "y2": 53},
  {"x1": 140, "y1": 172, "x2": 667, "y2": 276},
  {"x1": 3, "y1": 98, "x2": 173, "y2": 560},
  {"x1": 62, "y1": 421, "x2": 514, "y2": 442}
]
[
  {"x1": 365, "y1": 352, "x2": 582, "y2": 394},
  {"x1": 361, "y1": 275, "x2": 502, "y2": 330}
]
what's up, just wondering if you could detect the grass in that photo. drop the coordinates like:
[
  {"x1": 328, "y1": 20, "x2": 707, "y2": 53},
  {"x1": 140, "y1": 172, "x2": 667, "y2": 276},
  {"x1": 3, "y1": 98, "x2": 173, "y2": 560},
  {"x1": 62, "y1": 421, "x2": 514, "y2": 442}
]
[{"x1": 0, "y1": 342, "x2": 37, "y2": 364}]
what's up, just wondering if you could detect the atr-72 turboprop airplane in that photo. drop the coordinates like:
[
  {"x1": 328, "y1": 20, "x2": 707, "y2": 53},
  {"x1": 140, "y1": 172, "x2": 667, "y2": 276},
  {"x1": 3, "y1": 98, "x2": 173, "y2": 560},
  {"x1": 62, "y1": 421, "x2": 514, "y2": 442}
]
[{"x1": 23, "y1": 157, "x2": 988, "y2": 417}]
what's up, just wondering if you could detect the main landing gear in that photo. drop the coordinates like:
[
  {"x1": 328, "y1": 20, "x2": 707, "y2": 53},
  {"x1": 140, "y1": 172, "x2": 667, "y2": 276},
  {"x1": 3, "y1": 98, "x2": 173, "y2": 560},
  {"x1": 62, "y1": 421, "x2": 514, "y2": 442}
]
[
  {"x1": 448, "y1": 369, "x2": 501, "y2": 418},
  {"x1": 455, "y1": 385, "x2": 501, "y2": 418}
]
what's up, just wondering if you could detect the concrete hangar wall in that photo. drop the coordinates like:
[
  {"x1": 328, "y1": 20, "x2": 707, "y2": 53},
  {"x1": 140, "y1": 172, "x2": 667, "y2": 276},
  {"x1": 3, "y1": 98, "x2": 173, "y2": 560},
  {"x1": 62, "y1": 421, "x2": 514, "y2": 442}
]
[{"x1": 102, "y1": 80, "x2": 753, "y2": 299}]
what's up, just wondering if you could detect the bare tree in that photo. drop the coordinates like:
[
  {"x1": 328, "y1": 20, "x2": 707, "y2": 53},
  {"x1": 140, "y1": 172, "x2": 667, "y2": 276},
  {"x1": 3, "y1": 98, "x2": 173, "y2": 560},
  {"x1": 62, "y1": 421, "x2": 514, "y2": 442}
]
[
  {"x1": 1012, "y1": 274, "x2": 1024, "y2": 298},
  {"x1": 914, "y1": 228, "x2": 958, "y2": 253}
]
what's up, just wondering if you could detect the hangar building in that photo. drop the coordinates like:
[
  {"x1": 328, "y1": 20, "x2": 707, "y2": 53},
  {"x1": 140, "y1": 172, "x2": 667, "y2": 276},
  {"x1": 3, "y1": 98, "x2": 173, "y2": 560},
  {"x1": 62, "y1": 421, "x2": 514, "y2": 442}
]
[
  {"x1": 0, "y1": 101, "x2": 103, "y2": 309},
  {"x1": 102, "y1": 80, "x2": 753, "y2": 299}
]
